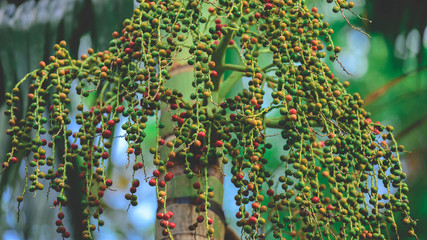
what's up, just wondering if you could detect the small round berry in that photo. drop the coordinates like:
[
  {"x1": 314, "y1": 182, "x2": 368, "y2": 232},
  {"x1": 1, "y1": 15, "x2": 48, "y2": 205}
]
[
  {"x1": 163, "y1": 213, "x2": 170, "y2": 220},
  {"x1": 197, "y1": 132, "x2": 206, "y2": 139},
  {"x1": 10, "y1": 157, "x2": 18, "y2": 163},
  {"x1": 248, "y1": 216, "x2": 257, "y2": 225},
  {"x1": 311, "y1": 196, "x2": 319, "y2": 203},
  {"x1": 149, "y1": 178, "x2": 157, "y2": 186},
  {"x1": 58, "y1": 212, "x2": 65, "y2": 219},
  {"x1": 193, "y1": 182, "x2": 201, "y2": 189},
  {"x1": 169, "y1": 222, "x2": 176, "y2": 229}
]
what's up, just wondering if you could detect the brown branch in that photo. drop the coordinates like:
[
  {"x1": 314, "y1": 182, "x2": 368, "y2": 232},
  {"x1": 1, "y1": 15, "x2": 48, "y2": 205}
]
[
  {"x1": 347, "y1": 8, "x2": 372, "y2": 23},
  {"x1": 340, "y1": 9, "x2": 371, "y2": 38},
  {"x1": 335, "y1": 56, "x2": 352, "y2": 76},
  {"x1": 169, "y1": 63, "x2": 194, "y2": 76},
  {"x1": 364, "y1": 65, "x2": 427, "y2": 106},
  {"x1": 225, "y1": 226, "x2": 240, "y2": 240},
  {"x1": 396, "y1": 113, "x2": 427, "y2": 140}
]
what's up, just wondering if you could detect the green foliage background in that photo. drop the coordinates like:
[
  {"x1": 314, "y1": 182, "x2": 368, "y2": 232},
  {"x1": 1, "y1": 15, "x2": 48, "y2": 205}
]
[{"x1": 0, "y1": 0, "x2": 426, "y2": 239}]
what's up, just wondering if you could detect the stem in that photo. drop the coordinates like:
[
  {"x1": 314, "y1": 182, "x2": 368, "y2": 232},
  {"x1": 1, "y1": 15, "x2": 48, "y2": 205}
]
[
  {"x1": 218, "y1": 71, "x2": 245, "y2": 101},
  {"x1": 211, "y1": 25, "x2": 236, "y2": 91},
  {"x1": 220, "y1": 63, "x2": 246, "y2": 72}
]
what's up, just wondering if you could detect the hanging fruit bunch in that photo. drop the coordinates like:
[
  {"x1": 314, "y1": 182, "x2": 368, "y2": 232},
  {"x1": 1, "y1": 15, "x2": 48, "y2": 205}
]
[{"x1": 1, "y1": 0, "x2": 418, "y2": 239}]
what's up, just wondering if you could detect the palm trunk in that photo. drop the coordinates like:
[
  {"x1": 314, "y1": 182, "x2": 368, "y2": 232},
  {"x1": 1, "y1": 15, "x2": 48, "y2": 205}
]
[
  {"x1": 154, "y1": 65, "x2": 227, "y2": 240},
  {"x1": 154, "y1": 162, "x2": 226, "y2": 240}
]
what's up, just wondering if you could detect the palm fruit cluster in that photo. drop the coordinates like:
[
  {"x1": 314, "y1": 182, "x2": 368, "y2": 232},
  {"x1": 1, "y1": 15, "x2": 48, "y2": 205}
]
[{"x1": 2, "y1": 0, "x2": 418, "y2": 239}]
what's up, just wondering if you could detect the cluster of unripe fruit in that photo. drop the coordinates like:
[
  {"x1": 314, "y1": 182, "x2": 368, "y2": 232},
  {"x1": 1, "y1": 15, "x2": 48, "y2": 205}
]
[{"x1": 1, "y1": 0, "x2": 418, "y2": 240}]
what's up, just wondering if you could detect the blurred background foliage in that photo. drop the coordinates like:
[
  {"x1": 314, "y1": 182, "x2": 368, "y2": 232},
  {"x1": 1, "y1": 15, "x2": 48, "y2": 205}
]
[{"x1": 0, "y1": 0, "x2": 426, "y2": 239}]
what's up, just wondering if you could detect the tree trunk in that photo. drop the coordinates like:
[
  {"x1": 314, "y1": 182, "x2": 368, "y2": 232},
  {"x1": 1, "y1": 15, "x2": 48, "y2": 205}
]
[
  {"x1": 154, "y1": 65, "x2": 228, "y2": 240},
  {"x1": 155, "y1": 162, "x2": 226, "y2": 240}
]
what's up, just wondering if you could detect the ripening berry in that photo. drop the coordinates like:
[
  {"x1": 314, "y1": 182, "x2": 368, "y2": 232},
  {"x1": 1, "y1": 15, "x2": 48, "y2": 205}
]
[
  {"x1": 332, "y1": 5, "x2": 340, "y2": 13},
  {"x1": 164, "y1": 172, "x2": 174, "y2": 181},
  {"x1": 215, "y1": 140, "x2": 223, "y2": 147},
  {"x1": 193, "y1": 182, "x2": 201, "y2": 189},
  {"x1": 163, "y1": 213, "x2": 170, "y2": 220},
  {"x1": 102, "y1": 130, "x2": 112, "y2": 138},
  {"x1": 132, "y1": 179, "x2": 140, "y2": 187},
  {"x1": 194, "y1": 140, "x2": 202, "y2": 148},
  {"x1": 264, "y1": 3, "x2": 273, "y2": 10},
  {"x1": 248, "y1": 38, "x2": 257, "y2": 45},
  {"x1": 322, "y1": 171, "x2": 329, "y2": 177},
  {"x1": 334, "y1": 46, "x2": 341, "y2": 53},
  {"x1": 252, "y1": 202, "x2": 259, "y2": 210},
  {"x1": 136, "y1": 162, "x2": 143, "y2": 169},
  {"x1": 149, "y1": 178, "x2": 156, "y2": 186},
  {"x1": 101, "y1": 152, "x2": 109, "y2": 159},
  {"x1": 63, "y1": 232, "x2": 70, "y2": 238},
  {"x1": 59, "y1": 40, "x2": 67, "y2": 48},
  {"x1": 107, "y1": 120, "x2": 115, "y2": 127},
  {"x1": 116, "y1": 105, "x2": 124, "y2": 113},
  {"x1": 197, "y1": 131, "x2": 205, "y2": 139},
  {"x1": 241, "y1": 34, "x2": 250, "y2": 42},
  {"x1": 290, "y1": 230, "x2": 297, "y2": 237},
  {"x1": 253, "y1": 142, "x2": 259, "y2": 148},
  {"x1": 125, "y1": 48, "x2": 132, "y2": 54},
  {"x1": 58, "y1": 212, "x2": 65, "y2": 219},
  {"x1": 248, "y1": 216, "x2": 257, "y2": 225},
  {"x1": 166, "y1": 161, "x2": 174, "y2": 169},
  {"x1": 169, "y1": 222, "x2": 176, "y2": 229},
  {"x1": 250, "y1": 98, "x2": 257, "y2": 105},
  {"x1": 98, "y1": 190, "x2": 104, "y2": 198},
  {"x1": 311, "y1": 196, "x2": 319, "y2": 203}
]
